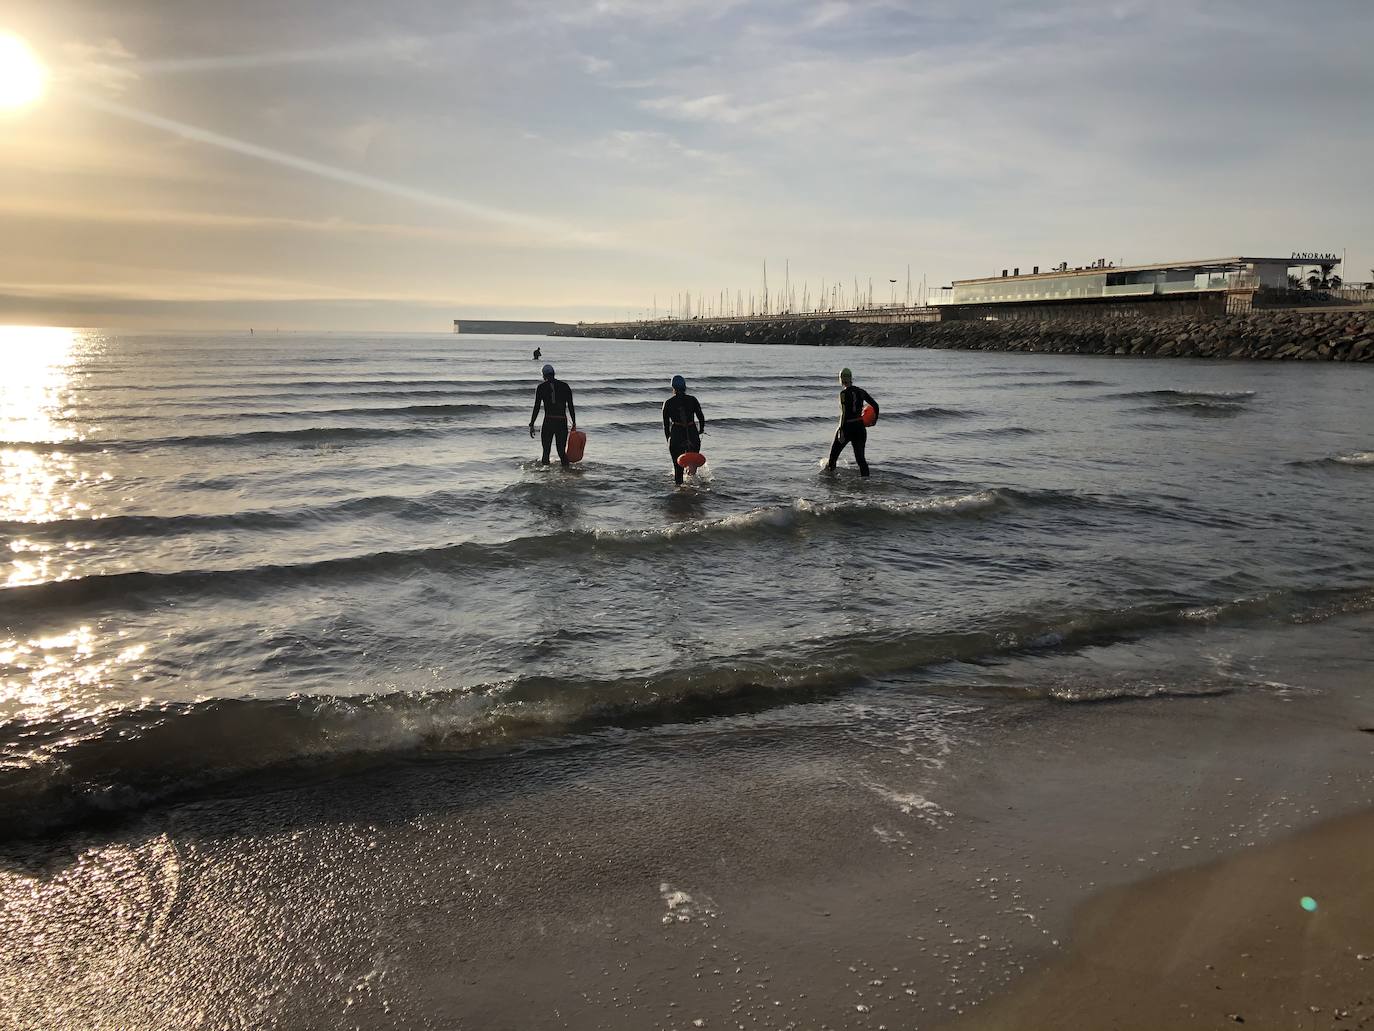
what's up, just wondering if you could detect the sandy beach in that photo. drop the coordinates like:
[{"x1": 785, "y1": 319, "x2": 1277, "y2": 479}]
[{"x1": 956, "y1": 810, "x2": 1374, "y2": 1030}]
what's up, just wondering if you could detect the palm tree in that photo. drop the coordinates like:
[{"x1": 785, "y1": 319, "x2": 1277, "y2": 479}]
[{"x1": 1305, "y1": 263, "x2": 1339, "y2": 290}]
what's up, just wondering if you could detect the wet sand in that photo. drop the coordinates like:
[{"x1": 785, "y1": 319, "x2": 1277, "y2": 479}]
[{"x1": 954, "y1": 810, "x2": 1374, "y2": 1030}]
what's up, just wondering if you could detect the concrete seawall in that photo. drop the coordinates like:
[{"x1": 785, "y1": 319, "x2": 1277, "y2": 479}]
[{"x1": 555, "y1": 309, "x2": 1374, "y2": 362}]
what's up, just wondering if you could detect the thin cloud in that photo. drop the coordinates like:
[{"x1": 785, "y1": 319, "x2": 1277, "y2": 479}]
[
  {"x1": 73, "y1": 91, "x2": 623, "y2": 251},
  {"x1": 134, "y1": 37, "x2": 432, "y2": 75},
  {"x1": 593, "y1": 129, "x2": 742, "y2": 177},
  {"x1": 808, "y1": 1, "x2": 851, "y2": 29},
  {"x1": 579, "y1": 54, "x2": 614, "y2": 75},
  {"x1": 638, "y1": 93, "x2": 780, "y2": 125},
  {"x1": 0, "y1": 197, "x2": 473, "y2": 241},
  {"x1": 56, "y1": 38, "x2": 140, "y2": 94}
]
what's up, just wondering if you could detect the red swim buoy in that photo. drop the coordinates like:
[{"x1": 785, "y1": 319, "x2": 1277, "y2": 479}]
[
  {"x1": 676, "y1": 451, "x2": 706, "y2": 470},
  {"x1": 565, "y1": 428, "x2": 586, "y2": 463},
  {"x1": 861, "y1": 403, "x2": 878, "y2": 427}
]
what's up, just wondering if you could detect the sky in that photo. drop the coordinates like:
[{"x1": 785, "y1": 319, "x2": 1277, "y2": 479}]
[{"x1": 1, "y1": 0, "x2": 1371, "y2": 331}]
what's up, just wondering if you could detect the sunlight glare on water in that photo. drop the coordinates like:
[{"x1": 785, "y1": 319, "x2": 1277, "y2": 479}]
[
  {"x1": 0, "y1": 622, "x2": 151, "y2": 718},
  {"x1": 0, "y1": 329, "x2": 146, "y2": 716},
  {"x1": 0, "y1": 325, "x2": 80, "y2": 442},
  {"x1": 0, "y1": 326, "x2": 102, "y2": 540}
]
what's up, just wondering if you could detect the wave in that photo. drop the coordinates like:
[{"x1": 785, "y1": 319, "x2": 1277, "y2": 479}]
[
  {"x1": 262, "y1": 399, "x2": 683, "y2": 422},
  {"x1": 1291, "y1": 450, "x2": 1374, "y2": 469},
  {"x1": 89, "y1": 391, "x2": 505, "y2": 420},
  {"x1": 699, "y1": 414, "x2": 832, "y2": 430},
  {"x1": 3, "y1": 581, "x2": 1370, "y2": 839},
  {"x1": 591, "y1": 491, "x2": 1012, "y2": 540},
  {"x1": 0, "y1": 490, "x2": 483, "y2": 543},
  {"x1": 997, "y1": 378, "x2": 1111, "y2": 389},
  {"x1": 1109, "y1": 389, "x2": 1257, "y2": 418},
  {"x1": 1, "y1": 424, "x2": 461, "y2": 455},
  {"x1": 882, "y1": 406, "x2": 978, "y2": 421},
  {"x1": 959, "y1": 368, "x2": 1062, "y2": 379},
  {"x1": 1111, "y1": 388, "x2": 1256, "y2": 414},
  {"x1": 289, "y1": 402, "x2": 500, "y2": 419},
  {"x1": 76, "y1": 376, "x2": 542, "y2": 394},
  {"x1": 1333, "y1": 451, "x2": 1374, "y2": 466},
  {"x1": 942, "y1": 426, "x2": 1042, "y2": 439},
  {"x1": 0, "y1": 489, "x2": 1061, "y2": 620},
  {"x1": 1114, "y1": 389, "x2": 1256, "y2": 402},
  {"x1": 679, "y1": 408, "x2": 976, "y2": 431}
]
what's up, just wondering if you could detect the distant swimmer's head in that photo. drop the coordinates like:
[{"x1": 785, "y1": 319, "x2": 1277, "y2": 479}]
[
  {"x1": 840, "y1": 367, "x2": 853, "y2": 385},
  {"x1": 671, "y1": 374, "x2": 686, "y2": 394},
  {"x1": 542, "y1": 363, "x2": 555, "y2": 380}
]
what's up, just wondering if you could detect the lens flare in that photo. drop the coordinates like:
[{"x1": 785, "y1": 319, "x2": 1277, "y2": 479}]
[
  {"x1": 1300, "y1": 896, "x2": 1318, "y2": 912},
  {"x1": 0, "y1": 33, "x2": 47, "y2": 111}
]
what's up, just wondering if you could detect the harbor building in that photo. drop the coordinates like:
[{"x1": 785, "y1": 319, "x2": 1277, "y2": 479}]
[{"x1": 928, "y1": 255, "x2": 1340, "y2": 320}]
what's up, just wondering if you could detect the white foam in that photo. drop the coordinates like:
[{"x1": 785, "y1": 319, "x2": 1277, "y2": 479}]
[
  {"x1": 592, "y1": 491, "x2": 1002, "y2": 544},
  {"x1": 797, "y1": 490, "x2": 1001, "y2": 519},
  {"x1": 839, "y1": 701, "x2": 962, "y2": 768},
  {"x1": 1333, "y1": 451, "x2": 1374, "y2": 466},
  {"x1": 861, "y1": 779, "x2": 951, "y2": 822},
  {"x1": 1182, "y1": 604, "x2": 1223, "y2": 622},
  {"x1": 659, "y1": 882, "x2": 718, "y2": 925}
]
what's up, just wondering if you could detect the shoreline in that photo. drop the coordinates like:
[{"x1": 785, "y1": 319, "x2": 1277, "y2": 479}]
[
  {"x1": 951, "y1": 809, "x2": 1374, "y2": 1030},
  {"x1": 2, "y1": 614, "x2": 1372, "y2": 1029},
  {"x1": 555, "y1": 308, "x2": 1374, "y2": 362}
]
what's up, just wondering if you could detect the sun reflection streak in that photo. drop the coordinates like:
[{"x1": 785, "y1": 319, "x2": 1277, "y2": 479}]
[
  {"x1": 0, "y1": 327, "x2": 105, "y2": 535},
  {"x1": 0, "y1": 325, "x2": 80, "y2": 443},
  {"x1": 0, "y1": 329, "x2": 148, "y2": 717}
]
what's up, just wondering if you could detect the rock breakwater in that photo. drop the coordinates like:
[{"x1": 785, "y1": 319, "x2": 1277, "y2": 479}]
[{"x1": 555, "y1": 309, "x2": 1374, "y2": 362}]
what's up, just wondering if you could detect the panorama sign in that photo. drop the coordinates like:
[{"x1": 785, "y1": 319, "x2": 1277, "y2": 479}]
[{"x1": 1291, "y1": 252, "x2": 1339, "y2": 262}]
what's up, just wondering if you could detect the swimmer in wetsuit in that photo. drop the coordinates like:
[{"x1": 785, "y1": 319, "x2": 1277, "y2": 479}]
[
  {"x1": 532, "y1": 347, "x2": 542, "y2": 360},
  {"x1": 662, "y1": 374, "x2": 706, "y2": 486},
  {"x1": 826, "y1": 367, "x2": 878, "y2": 476},
  {"x1": 529, "y1": 363, "x2": 576, "y2": 466}
]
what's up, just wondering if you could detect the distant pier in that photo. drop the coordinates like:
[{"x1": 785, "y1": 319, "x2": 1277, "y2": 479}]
[{"x1": 453, "y1": 319, "x2": 574, "y2": 335}]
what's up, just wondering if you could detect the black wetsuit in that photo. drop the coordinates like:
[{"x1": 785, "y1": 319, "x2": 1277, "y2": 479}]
[
  {"x1": 662, "y1": 392, "x2": 705, "y2": 485},
  {"x1": 530, "y1": 378, "x2": 576, "y2": 466},
  {"x1": 827, "y1": 384, "x2": 878, "y2": 476}
]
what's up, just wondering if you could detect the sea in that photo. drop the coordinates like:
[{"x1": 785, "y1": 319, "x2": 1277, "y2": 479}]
[{"x1": 2, "y1": 327, "x2": 1373, "y2": 840}]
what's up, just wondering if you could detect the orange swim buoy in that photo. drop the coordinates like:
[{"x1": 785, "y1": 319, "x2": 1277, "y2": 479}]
[
  {"x1": 862, "y1": 403, "x2": 878, "y2": 427},
  {"x1": 565, "y1": 428, "x2": 586, "y2": 463},
  {"x1": 676, "y1": 451, "x2": 706, "y2": 470}
]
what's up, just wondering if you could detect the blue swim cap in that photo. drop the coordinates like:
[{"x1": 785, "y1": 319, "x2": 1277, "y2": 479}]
[
  {"x1": 542, "y1": 363, "x2": 555, "y2": 379},
  {"x1": 671, "y1": 375, "x2": 686, "y2": 392}
]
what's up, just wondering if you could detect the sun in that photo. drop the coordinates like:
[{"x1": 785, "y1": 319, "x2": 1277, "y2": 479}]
[{"x1": 0, "y1": 33, "x2": 47, "y2": 111}]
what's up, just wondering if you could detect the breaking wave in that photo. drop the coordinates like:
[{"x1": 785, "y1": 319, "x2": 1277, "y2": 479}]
[{"x1": 2, "y1": 582, "x2": 1369, "y2": 839}]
